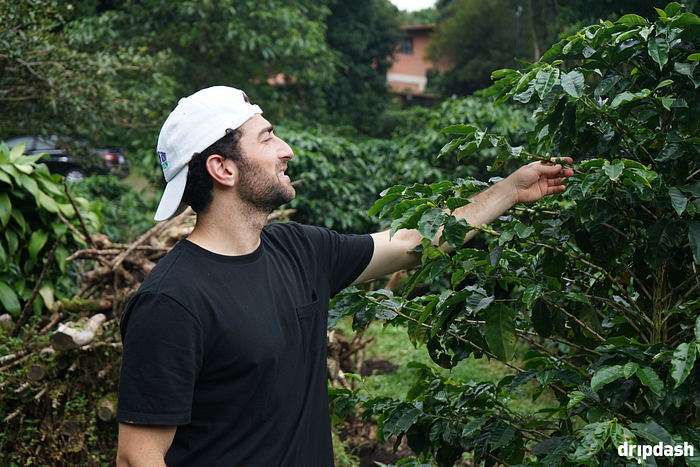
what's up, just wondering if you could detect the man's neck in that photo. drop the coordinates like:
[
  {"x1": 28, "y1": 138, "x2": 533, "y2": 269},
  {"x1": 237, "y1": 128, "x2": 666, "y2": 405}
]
[{"x1": 186, "y1": 203, "x2": 270, "y2": 256}]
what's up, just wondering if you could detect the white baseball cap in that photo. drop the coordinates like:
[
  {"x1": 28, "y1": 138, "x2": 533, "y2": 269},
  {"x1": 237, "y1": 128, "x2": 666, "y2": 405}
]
[{"x1": 154, "y1": 86, "x2": 263, "y2": 221}]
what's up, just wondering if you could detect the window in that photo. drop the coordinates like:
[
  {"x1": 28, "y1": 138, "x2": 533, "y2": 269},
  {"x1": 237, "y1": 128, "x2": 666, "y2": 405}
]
[{"x1": 400, "y1": 37, "x2": 413, "y2": 55}]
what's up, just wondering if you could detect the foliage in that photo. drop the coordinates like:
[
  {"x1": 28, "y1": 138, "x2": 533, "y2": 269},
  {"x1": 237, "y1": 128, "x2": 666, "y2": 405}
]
[
  {"x1": 312, "y1": 0, "x2": 404, "y2": 134},
  {"x1": 331, "y1": 4, "x2": 700, "y2": 466},
  {"x1": 397, "y1": 7, "x2": 438, "y2": 26},
  {"x1": 59, "y1": 0, "x2": 338, "y2": 118},
  {"x1": 69, "y1": 175, "x2": 158, "y2": 244},
  {"x1": 0, "y1": 0, "x2": 173, "y2": 146},
  {"x1": 428, "y1": 0, "x2": 560, "y2": 96},
  {"x1": 282, "y1": 97, "x2": 533, "y2": 234},
  {"x1": 0, "y1": 142, "x2": 97, "y2": 321}
]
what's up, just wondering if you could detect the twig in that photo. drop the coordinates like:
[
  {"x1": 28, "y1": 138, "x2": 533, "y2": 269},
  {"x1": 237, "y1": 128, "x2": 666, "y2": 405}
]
[
  {"x1": 62, "y1": 180, "x2": 93, "y2": 247},
  {"x1": 519, "y1": 334, "x2": 588, "y2": 378},
  {"x1": 0, "y1": 350, "x2": 27, "y2": 365},
  {"x1": 56, "y1": 212, "x2": 87, "y2": 243},
  {"x1": 111, "y1": 208, "x2": 191, "y2": 272},
  {"x1": 12, "y1": 235, "x2": 62, "y2": 336},
  {"x1": 38, "y1": 312, "x2": 66, "y2": 336},
  {"x1": 540, "y1": 298, "x2": 606, "y2": 342}
]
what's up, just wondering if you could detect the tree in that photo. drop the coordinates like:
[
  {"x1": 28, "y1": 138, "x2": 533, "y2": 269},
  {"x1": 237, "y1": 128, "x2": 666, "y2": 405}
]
[
  {"x1": 428, "y1": 0, "x2": 560, "y2": 96},
  {"x1": 0, "y1": 0, "x2": 172, "y2": 143},
  {"x1": 332, "y1": 3, "x2": 700, "y2": 465},
  {"x1": 312, "y1": 0, "x2": 405, "y2": 133},
  {"x1": 60, "y1": 0, "x2": 339, "y2": 119}
]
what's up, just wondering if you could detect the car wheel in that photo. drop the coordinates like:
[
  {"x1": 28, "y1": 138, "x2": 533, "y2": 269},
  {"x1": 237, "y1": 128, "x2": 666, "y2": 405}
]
[{"x1": 64, "y1": 168, "x2": 87, "y2": 182}]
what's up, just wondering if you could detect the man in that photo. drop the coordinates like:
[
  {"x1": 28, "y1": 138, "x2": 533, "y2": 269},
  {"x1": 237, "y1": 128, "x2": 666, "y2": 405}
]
[{"x1": 116, "y1": 86, "x2": 572, "y2": 467}]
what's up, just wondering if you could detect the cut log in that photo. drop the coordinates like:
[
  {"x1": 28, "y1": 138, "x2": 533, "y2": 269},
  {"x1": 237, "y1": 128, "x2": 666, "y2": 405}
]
[
  {"x1": 27, "y1": 365, "x2": 45, "y2": 382},
  {"x1": 51, "y1": 313, "x2": 107, "y2": 350},
  {"x1": 96, "y1": 393, "x2": 118, "y2": 422}
]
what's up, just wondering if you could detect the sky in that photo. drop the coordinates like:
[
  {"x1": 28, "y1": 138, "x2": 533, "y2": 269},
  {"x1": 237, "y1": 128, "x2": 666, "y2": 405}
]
[{"x1": 388, "y1": 0, "x2": 437, "y2": 12}]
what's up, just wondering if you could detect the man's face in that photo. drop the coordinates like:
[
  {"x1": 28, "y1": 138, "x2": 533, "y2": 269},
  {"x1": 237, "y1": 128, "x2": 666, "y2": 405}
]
[{"x1": 235, "y1": 114, "x2": 296, "y2": 213}]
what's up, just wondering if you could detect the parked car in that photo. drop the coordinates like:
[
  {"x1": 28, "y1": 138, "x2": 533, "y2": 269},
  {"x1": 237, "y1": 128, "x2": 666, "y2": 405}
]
[{"x1": 5, "y1": 135, "x2": 129, "y2": 182}]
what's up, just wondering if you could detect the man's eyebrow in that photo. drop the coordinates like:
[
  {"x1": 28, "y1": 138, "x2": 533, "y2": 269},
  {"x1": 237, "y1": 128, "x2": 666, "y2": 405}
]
[{"x1": 257, "y1": 125, "x2": 273, "y2": 140}]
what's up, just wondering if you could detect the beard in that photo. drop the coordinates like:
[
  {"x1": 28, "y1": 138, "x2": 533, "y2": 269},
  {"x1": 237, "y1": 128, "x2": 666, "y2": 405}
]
[{"x1": 235, "y1": 156, "x2": 296, "y2": 214}]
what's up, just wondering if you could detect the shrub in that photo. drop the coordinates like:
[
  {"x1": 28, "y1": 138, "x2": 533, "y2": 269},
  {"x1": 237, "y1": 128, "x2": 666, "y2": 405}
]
[{"x1": 331, "y1": 4, "x2": 700, "y2": 466}]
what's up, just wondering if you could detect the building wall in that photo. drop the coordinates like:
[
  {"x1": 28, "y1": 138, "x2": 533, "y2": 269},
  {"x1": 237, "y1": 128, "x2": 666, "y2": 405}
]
[{"x1": 387, "y1": 25, "x2": 448, "y2": 94}]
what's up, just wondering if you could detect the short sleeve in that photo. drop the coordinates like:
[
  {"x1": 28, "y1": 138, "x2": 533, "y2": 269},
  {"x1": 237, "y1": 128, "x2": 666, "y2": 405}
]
[
  {"x1": 117, "y1": 292, "x2": 204, "y2": 426},
  {"x1": 299, "y1": 225, "x2": 374, "y2": 296}
]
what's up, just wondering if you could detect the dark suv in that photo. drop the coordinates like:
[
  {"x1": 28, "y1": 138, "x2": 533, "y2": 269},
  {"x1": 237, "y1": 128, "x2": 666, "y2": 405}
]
[{"x1": 5, "y1": 135, "x2": 129, "y2": 182}]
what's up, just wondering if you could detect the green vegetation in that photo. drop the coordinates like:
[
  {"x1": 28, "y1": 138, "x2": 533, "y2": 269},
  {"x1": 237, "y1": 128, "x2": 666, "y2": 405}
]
[
  {"x1": 331, "y1": 4, "x2": 700, "y2": 466},
  {"x1": 5, "y1": 0, "x2": 700, "y2": 466}
]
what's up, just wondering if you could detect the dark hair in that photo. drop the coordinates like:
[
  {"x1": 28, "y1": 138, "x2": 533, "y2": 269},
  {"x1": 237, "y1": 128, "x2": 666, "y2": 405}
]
[{"x1": 182, "y1": 128, "x2": 243, "y2": 214}]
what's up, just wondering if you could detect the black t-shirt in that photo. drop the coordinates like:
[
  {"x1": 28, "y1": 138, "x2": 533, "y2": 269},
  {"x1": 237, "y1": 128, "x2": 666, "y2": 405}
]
[{"x1": 117, "y1": 222, "x2": 374, "y2": 467}]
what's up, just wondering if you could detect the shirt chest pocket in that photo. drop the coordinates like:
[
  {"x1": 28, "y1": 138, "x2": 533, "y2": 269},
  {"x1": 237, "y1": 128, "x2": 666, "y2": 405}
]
[{"x1": 295, "y1": 289, "x2": 324, "y2": 361}]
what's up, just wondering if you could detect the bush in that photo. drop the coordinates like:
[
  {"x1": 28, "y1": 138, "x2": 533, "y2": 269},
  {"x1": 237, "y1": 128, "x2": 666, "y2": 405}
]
[
  {"x1": 0, "y1": 142, "x2": 96, "y2": 323},
  {"x1": 331, "y1": 4, "x2": 700, "y2": 466}
]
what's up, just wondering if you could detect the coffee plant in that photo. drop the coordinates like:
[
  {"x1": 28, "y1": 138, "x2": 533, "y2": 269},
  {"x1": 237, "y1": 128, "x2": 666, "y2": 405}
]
[{"x1": 330, "y1": 4, "x2": 700, "y2": 466}]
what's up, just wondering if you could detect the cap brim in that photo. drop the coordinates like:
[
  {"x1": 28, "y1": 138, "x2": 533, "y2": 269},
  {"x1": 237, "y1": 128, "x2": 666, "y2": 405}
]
[{"x1": 154, "y1": 166, "x2": 189, "y2": 221}]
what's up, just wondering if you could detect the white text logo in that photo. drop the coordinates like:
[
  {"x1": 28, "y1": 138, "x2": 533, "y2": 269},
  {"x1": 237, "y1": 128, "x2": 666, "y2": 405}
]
[{"x1": 618, "y1": 442, "x2": 694, "y2": 464}]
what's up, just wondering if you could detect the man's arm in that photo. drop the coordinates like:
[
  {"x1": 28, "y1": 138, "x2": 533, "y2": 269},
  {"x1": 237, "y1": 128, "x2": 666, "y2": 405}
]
[
  {"x1": 353, "y1": 159, "x2": 573, "y2": 285},
  {"x1": 116, "y1": 423, "x2": 176, "y2": 467}
]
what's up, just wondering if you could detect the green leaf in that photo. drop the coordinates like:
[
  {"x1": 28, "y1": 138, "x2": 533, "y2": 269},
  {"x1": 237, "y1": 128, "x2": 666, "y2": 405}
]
[
  {"x1": 488, "y1": 422, "x2": 515, "y2": 448},
  {"x1": 523, "y1": 283, "x2": 543, "y2": 308},
  {"x1": 440, "y1": 124, "x2": 478, "y2": 135},
  {"x1": 671, "y1": 342, "x2": 696, "y2": 388},
  {"x1": 38, "y1": 284, "x2": 54, "y2": 312},
  {"x1": 417, "y1": 207, "x2": 446, "y2": 241},
  {"x1": 515, "y1": 223, "x2": 534, "y2": 239},
  {"x1": 610, "y1": 91, "x2": 642, "y2": 107},
  {"x1": 656, "y1": 143, "x2": 685, "y2": 162},
  {"x1": 566, "y1": 390, "x2": 588, "y2": 409},
  {"x1": 610, "y1": 423, "x2": 637, "y2": 449},
  {"x1": 671, "y1": 12, "x2": 700, "y2": 27},
  {"x1": 591, "y1": 365, "x2": 622, "y2": 391},
  {"x1": 462, "y1": 416, "x2": 487, "y2": 436},
  {"x1": 649, "y1": 36, "x2": 670, "y2": 69},
  {"x1": 630, "y1": 420, "x2": 674, "y2": 446},
  {"x1": 28, "y1": 230, "x2": 49, "y2": 260},
  {"x1": 443, "y1": 216, "x2": 469, "y2": 249},
  {"x1": 38, "y1": 192, "x2": 59, "y2": 213},
  {"x1": 695, "y1": 315, "x2": 700, "y2": 341},
  {"x1": 561, "y1": 71, "x2": 585, "y2": 99},
  {"x1": 669, "y1": 187, "x2": 687, "y2": 216},
  {"x1": 636, "y1": 366, "x2": 664, "y2": 395},
  {"x1": 0, "y1": 192, "x2": 10, "y2": 227},
  {"x1": 535, "y1": 67, "x2": 560, "y2": 99},
  {"x1": 623, "y1": 362, "x2": 639, "y2": 378},
  {"x1": 485, "y1": 304, "x2": 516, "y2": 361},
  {"x1": 616, "y1": 14, "x2": 648, "y2": 27},
  {"x1": 603, "y1": 159, "x2": 623, "y2": 180},
  {"x1": 0, "y1": 282, "x2": 21, "y2": 318},
  {"x1": 665, "y1": 2, "x2": 683, "y2": 16},
  {"x1": 644, "y1": 219, "x2": 680, "y2": 269},
  {"x1": 395, "y1": 407, "x2": 422, "y2": 433}
]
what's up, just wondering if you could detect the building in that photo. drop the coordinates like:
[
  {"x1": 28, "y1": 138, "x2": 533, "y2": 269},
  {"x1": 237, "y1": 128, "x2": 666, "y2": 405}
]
[{"x1": 386, "y1": 24, "x2": 448, "y2": 104}]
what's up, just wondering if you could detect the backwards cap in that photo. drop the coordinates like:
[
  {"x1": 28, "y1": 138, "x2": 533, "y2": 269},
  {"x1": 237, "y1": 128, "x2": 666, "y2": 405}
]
[{"x1": 154, "y1": 86, "x2": 263, "y2": 221}]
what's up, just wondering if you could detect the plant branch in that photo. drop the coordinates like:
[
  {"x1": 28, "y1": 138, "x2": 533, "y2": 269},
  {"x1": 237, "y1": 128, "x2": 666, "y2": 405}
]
[{"x1": 12, "y1": 235, "x2": 62, "y2": 336}]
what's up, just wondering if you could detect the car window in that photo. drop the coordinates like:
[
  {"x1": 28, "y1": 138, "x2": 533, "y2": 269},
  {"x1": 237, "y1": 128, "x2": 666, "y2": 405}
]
[
  {"x1": 35, "y1": 137, "x2": 59, "y2": 151},
  {"x1": 6, "y1": 136, "x2": 36, "y2": 151}
]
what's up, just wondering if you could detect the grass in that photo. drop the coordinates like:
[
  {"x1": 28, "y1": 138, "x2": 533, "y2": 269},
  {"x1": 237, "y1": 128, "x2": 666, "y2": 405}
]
[{"x1": 334, "y1": 318, "x2": 559, "y2": 418}]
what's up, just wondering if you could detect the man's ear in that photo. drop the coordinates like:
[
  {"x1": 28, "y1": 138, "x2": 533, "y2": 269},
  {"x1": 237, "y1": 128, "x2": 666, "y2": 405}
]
[{"x1": 205, "y1": 154, "x2": 237, "y2": 187}]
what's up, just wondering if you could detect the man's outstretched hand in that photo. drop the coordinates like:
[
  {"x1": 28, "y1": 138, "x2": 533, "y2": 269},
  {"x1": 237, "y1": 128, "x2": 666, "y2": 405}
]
[{"x1": 507, "y1": 158, "x2": 575, "y2": 205}]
